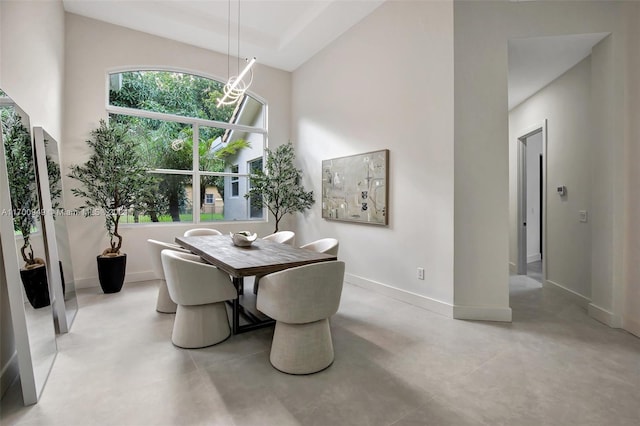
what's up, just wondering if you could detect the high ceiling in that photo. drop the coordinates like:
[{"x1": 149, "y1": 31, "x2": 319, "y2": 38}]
[
  {"x1": 63, "y1": 1, "x2": 608, "y2": 107},
  {"x1": 63, "y1": 0, "x2": 385, "y2": 72},
  {"x1": 508, "y1": 32, "x2": 609, "y2": 110}
]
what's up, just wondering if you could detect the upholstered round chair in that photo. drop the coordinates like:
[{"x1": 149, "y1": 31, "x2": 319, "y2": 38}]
[
  {"x1": 147, "y1": 239, "x2": 190, "y2": 313},
  {"x1": 300, "y1": 238, "x2": 339, "y2": 256},
  {"x1": 262, "y1": 231, "x2": 295, "y2": 246},
  {"x1": 252, "y1": 231, "x2": 297, "y2": 294},
  {"x1": 161, "y1": 250, "x2": 237, "y2": 348},
  {"x1": 183, "y1": 228, "x2": 223, "y2": 237},
  {"x1": 257, "y1": 261, "x2": 345, "y2": 374}
]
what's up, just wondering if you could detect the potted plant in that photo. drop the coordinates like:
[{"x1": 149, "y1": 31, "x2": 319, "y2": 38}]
[
  {"x1": 245, "y1": 141, "x2": 314, "y2": 233},
  {"x1": 68, "y1": 119, "x2": 155, "y2": 293},
  {"x1": 1, "y1": 109, "x2": 50, "y2": 308}
]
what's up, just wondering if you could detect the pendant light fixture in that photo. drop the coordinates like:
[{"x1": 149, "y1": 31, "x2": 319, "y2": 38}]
[{"x1": 217, "y1": 0, "x2": 256, "y2": 107}]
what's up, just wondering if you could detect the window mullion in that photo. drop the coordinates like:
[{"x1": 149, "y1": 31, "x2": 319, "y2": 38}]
[{"x1": 193, "y1": 124, "x2": 200, "y2": 224}]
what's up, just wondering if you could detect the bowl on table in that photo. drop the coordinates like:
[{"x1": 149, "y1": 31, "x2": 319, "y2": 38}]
[{"x1": 230, "y1": 232, "x2": 257, "y2": 247}]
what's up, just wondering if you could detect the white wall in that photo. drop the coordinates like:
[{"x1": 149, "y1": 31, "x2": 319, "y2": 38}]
[
  {"x1": 0, "y1": 0, "x2": 65, "y2": 396},
  {"x1": 63, "y1": 14, "x2": 292, "y2": 287},
  {"x1": 509, "y1": 57, "x2": 592, "y2": 299},
  {"x1": 454, "y1": 0, "x2": 632, "y2": 325},
  {"x1": 0, "y1": 0, "x2": 65, "y2": 141},
  {"x1": 293, "y1": 0, "x2": 455, "y2": 314},
  {"x1": 623, "y1": 2, "x2": 640, "y2": 337},
  {"x1": 525, "y1": 132, "x2": 542, "y2": 262}
]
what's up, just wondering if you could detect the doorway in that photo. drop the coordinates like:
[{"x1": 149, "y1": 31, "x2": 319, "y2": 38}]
[{"x1": 516, "y1": 122, "x2": 546, "y2": 283}]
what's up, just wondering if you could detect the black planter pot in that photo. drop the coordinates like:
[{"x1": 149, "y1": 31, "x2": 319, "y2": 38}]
[
  {"x1": 96, "y1": 254, "x2": 127, "y2": 294},
  {"x1": 20, "y1": 265, "x2": 50, "y2": 309}
]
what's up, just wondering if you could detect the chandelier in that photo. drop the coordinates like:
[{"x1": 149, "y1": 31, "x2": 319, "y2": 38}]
[{"x1": 217, "y1": 0, "x2": 256, "y2": 107}]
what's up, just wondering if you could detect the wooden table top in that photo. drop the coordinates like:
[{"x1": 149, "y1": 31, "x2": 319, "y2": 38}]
[{"x1": 175, "y1": 234, "x2": 337, "y2": 277}]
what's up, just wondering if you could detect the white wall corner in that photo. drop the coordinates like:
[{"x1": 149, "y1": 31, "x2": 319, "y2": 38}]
[
  {"x1": 588, "y1": 303, "x2": 623, "y2": 328},
  {"x1": 452, "y1": 305, "x2": 513, "y2": 322},
  {"x1": 75, "y1": 270, "x2": 156, "y2": 289},
  {"x1": 509, "y1": 262, "x2": 517, "y2": 274},
  {"x1": 1, "y1": 351, "x2": 19, "y2": 398},
  {"x1": 544, "y1": 279, "x2": 591, "y2": 309},
  {"x1": 344, "y1": 273, "x2": 454, "y2": 318}
]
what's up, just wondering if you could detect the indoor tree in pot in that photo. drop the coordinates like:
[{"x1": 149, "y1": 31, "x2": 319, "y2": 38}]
[
  {"x1": 68, "y1": 119, "x2": 155, "y2": 293},
  {"x1": 1, "y1": 109, "x2": 50, "y2": 308},
  {"x1": 245, "y1": 141, "x2": 314, "y2": 233}
]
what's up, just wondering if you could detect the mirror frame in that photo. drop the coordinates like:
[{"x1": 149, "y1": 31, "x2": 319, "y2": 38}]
[
  {"x1": 33, "y1": 127, "x2": 76, "y2": 333},
  {"x1": 0, "y1": 106, "x2": 57, "y2": 405}
]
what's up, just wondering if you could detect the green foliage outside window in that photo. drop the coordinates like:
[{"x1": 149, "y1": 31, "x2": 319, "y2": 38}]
[{"x1": 108, "y1": 71, "x2": 254, "y2": 222}]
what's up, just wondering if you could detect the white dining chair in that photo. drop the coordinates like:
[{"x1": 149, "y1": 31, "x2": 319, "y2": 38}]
[
  {"x1": 161, "y1": 250, "x2": 237, "y2": 348},
  {"x1": 262, "y1": 231, "x2": 295, "y2": 246},
  {"x1": 300, "y1": 238, "x2": 339, "y2": 257},
  {"x1": 146, "y1": 239, "x2": 190, "y2": 314},
  {"x1": 253, "y1": 231, "x2": 297, "y2": 294},
  {"x1": 257, "y1": 261, "x2": 345, "y2": 374},
  {"x1": 183, "y1": 228, "x2": 223, "y2": 237}
]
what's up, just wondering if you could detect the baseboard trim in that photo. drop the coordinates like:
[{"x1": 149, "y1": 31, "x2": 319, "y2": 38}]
[
  {"x1": 588, "y1": 303, "x2": 622, "y2": 328},
  {"x1": 1, "y1": 351, "x2": 18, "y2": 398},
  {"x1": 544, "y1": 279, "x2": 591, "y2": 309},
  {"x1": 453, "y1": 305, "x2": 512, "y2": 322},
  {"x1": 509, "y1": 262, "x2": 517, "y2": 274},
  {"x1": 344, "y1": 273, "x2": 453, "y2": 318},
  {"x1": 622, "y1": 316, "x2": 640, "y2": 338},
  {"x1": 527, "y1": 254, "x2": 541, "y2": 263},
  {"x1": 76, "y1": 271, "x2": 156, "y2": 289}
]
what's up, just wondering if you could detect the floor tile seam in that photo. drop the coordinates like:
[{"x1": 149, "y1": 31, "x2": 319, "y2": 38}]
[
  {"x1": 385, "y1": 395, "x2": 433, "y2": 426},
  {"x1": 449, "y1": 345, "x2": 521, "y2": 382}
]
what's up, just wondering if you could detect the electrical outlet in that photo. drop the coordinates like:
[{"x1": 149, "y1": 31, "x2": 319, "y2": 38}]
[
  {"x1": 579, "y1": 210, "x2": 588, "y2": 223},
  {"x1": 417, "y1": 267, "x2": 425, "y2": 280}
]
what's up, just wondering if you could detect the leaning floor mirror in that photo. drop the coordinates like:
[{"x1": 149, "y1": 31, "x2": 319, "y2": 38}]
[
  {"x1": 33, "y1": 127, "x2": 78, "y2": 332},
  {"x1": 0, "y1": 93, "x2": 57, "y2": 405}
]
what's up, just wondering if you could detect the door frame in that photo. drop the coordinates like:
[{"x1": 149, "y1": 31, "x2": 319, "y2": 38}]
[{"x1": 516, "y1": 119, "x2": 547, "y2": 280}]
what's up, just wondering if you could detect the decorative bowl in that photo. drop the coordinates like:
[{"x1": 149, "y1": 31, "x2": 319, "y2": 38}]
[{"x1": 230, "y1": 231, "x2": 257, "y2": 247}]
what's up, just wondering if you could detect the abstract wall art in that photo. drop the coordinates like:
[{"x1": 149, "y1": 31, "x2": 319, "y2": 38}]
[{"x1": 322, "y1": 149, "x2": 389, "y2": 225}]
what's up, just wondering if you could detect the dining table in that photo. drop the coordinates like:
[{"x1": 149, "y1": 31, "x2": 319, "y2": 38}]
[{"x1": 175, "y1": 234, "x2": 337, "y2": 334}]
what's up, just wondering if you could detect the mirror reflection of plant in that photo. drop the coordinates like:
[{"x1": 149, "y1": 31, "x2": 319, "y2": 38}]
[
  {"x1": 44, "y1": 138, "x2": 62, "y2": 212},
  {"x1": 1, "y1": 109, "x2": 41, "y2": 267},
  {"x1": 68, "y1": 119, "x2": 156, "y2": 255}
]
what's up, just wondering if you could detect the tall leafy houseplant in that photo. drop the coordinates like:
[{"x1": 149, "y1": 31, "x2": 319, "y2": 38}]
[
  {"x1": 2, "y1": 108, "x2": 52, "y2": 308},
  {"x1": 245, "y1": 142, "x2": 314, "y2": 233},
  {"x1": 1, "y1": 110, "x2": 40, "y2": 266},
  {"x1": 68, "y1": 120, "x2": 155, "y2": 293}
]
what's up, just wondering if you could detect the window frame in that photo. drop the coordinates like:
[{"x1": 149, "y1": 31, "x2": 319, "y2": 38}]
[
  {"x1": 230, "y1": 165, "x2": 240, "y2": 198},
  {"x1": 247, "y1": 157, "x2": 264, "y2": 219},
  {"x1": 105, "y1": 68, "x2": 268, "y2": 226}
]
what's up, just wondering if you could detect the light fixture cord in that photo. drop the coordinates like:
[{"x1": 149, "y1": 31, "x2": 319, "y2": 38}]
[
  {"x1": 237, "y1": 0, "x2": 241, "y2": 75},
  {"x1": 227, "y1": 0, "x2": 230, "y2": 79}
]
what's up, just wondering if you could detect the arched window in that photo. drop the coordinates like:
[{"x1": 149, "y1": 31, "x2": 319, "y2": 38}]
[{"x1": 107, "y1": 70, "x2": 266, "y2": 224}]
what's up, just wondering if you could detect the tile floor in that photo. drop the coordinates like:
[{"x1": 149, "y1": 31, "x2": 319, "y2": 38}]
[
  {"x1": 526, "y1": 260, "x2": 543, "y2": 283},
  {"x1": 1, "y1": 276, "x2": 639, "y2": 426}
]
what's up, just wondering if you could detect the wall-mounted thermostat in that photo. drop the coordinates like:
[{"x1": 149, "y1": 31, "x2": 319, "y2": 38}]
[{"x1": 557, "y1": 185, "x2": 566, "y2": 196}]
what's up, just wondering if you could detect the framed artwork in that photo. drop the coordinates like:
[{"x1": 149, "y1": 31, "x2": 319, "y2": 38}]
[{"x1": 322, "y1": 149, "x2": 389, "y2": 225}]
